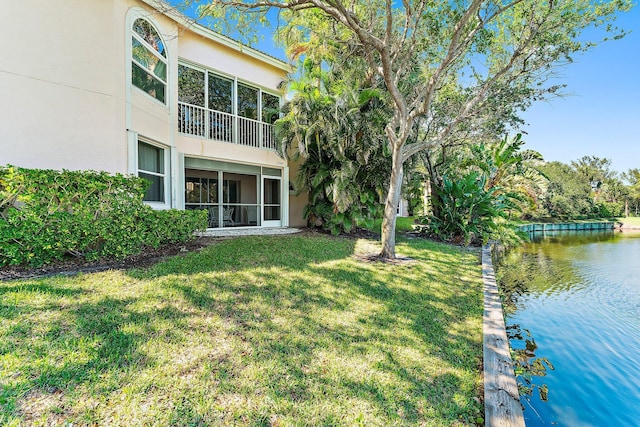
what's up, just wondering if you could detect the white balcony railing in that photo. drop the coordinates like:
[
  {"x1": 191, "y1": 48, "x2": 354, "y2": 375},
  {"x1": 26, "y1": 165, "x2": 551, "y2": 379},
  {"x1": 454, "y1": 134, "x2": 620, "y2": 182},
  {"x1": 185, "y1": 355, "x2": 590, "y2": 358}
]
[{"x1": 178, "y1": 102, "x2": 276, "y2": 150}]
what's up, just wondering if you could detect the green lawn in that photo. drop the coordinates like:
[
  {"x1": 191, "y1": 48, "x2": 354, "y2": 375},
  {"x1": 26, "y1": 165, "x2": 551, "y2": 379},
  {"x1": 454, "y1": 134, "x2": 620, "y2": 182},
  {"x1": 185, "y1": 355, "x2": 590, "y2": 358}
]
[
  {"x1": 370, "y1": 216, "x2": 418, "y2": 234},
  {"x1": 618, "y1": 216, "x2": 640, "y2": 227},
  {"x1": 0, "y1": 235, "x2": 483, "y2": 426}
]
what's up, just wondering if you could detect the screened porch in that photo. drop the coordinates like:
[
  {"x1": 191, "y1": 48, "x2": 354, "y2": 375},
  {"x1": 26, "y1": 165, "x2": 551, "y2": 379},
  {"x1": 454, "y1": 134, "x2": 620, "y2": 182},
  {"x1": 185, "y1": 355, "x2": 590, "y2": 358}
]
[
  {"x1": 177, "y1": 63, "x2": 280, "y2": 150},
  {"x1": 184, "y1": 159, "x2": 282, "y2": 229}
]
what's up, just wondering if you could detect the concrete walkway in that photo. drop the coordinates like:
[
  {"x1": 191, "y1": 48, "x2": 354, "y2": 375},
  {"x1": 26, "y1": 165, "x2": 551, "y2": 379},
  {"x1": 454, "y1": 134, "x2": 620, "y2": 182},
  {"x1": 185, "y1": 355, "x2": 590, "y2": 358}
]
[{"x1": 197, "y1": 227, "x2": 302, "y2": 238}]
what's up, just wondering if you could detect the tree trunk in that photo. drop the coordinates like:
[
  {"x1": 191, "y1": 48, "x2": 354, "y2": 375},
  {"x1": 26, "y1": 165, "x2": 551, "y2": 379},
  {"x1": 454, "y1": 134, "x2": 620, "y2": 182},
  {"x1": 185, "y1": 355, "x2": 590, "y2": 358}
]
[
  {"x1": 380, "y1": 144, "x2": 404, "y2": 259},
  {"x1": 423, "y1": 179, "x2": 431, "y2": 216},
  {"x1": 424, "y1": 152, "x2": 443, "y2": 219},
  {"x1": 429, "y1": 177, "x2": 443, "y2": 220}
]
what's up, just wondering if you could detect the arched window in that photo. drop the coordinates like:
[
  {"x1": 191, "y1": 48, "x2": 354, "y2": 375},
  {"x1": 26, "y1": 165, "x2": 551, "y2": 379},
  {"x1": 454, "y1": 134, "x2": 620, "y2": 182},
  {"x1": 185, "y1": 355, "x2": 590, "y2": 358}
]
[{"x1": 131, "y1": 18, "x2": 167, "y2": 103}]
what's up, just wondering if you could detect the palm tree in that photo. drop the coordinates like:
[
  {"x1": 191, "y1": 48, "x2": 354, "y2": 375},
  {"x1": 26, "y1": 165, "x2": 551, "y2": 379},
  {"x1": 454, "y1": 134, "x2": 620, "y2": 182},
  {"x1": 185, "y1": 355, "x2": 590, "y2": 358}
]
[{"x1": 276, "y1": 55, "x2": 391, "y2": 233}]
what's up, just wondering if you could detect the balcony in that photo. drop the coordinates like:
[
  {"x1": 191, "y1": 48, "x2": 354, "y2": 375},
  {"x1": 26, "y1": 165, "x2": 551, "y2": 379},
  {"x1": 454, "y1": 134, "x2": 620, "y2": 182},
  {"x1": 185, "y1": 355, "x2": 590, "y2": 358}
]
[{"x1": 178, "y1": 101, "x2": 277, "y2": 150}]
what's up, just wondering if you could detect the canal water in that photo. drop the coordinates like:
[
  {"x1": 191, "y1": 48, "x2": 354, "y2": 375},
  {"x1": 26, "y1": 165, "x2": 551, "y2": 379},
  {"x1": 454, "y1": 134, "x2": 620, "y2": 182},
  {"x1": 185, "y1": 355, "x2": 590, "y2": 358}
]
[{"x1": 496, "y1": 230, "x2": 640, "y2": 426}]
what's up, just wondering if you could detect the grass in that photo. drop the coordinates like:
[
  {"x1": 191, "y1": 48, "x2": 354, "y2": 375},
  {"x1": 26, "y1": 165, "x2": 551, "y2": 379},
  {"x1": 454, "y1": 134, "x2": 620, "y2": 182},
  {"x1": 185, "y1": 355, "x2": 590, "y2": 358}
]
[
  {"x1": 618, "y1": 216, "x2": 640, "y2": 227},
  {"x1": 0, "y1": 234, "x2": 483, "y2": 426},
  {"x1": 369, "y1": 216, "x2": 418, "y2": 234}
]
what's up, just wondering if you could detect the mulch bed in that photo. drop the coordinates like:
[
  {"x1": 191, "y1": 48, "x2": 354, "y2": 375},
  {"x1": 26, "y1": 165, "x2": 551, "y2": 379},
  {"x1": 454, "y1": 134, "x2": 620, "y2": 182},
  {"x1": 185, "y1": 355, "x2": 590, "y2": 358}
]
[
  {"x1": 0, "y1": 227, "x2": 395, "y2": 282},
  {"x1": 0, "y1": 237, "x2": 221, "y2": 282}
]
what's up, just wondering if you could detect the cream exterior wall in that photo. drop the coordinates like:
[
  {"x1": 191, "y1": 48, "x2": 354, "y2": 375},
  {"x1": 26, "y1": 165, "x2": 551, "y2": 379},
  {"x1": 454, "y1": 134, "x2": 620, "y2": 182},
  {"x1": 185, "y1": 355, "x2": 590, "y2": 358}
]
[
  {"x1": 0, "y1": 0, "x2": 286, "y2": 172},
  {"x1": 0, "y1": 0, "x2": 127, "y2": 172},
  {"x1": 287, "y1": 159, "x2": 309, "y2": 227}
]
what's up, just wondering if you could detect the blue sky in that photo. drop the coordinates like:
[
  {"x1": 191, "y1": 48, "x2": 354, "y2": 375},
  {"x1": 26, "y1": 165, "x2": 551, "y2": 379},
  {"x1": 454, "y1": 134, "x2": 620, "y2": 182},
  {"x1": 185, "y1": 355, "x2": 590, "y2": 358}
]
[
  {"x1": 519, "y1": 6, "x2": 640, "y2": 174},
  {"x1": 175, "y1": 2, "x2": 639, "y2": 174}
]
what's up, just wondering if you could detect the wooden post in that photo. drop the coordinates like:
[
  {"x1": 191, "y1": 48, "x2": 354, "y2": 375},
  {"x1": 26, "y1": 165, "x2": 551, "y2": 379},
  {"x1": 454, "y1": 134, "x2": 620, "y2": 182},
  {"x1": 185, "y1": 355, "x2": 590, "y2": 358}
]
[{"x1": 483, "y1": 245, "x2": 525, "y2": 427}]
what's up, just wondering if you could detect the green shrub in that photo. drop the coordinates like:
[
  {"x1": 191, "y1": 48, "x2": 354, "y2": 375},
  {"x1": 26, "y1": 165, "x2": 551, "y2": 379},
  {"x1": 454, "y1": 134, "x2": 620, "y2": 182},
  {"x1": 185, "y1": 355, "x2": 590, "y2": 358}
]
[
  {"x1": 0, "y1": 166, "x2": 207, "y2": 267},
  {"x1": 595, "y1": 201, "x2": 624, "y2": 218},
  {"x1": 415, "y1": 172, "x2": 502, "y2": 245},
  {"x1": 415, "y1": 172, "x2": 524, "y2": 246},
  {"x1": 303, "y1": 188, "x2": 382, "y2": 235}
]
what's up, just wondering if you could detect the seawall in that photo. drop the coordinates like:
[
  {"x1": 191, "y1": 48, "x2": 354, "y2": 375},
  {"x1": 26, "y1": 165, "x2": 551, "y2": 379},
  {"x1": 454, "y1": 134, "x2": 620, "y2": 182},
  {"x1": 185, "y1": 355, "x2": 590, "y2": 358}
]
[
  {"x1": 482, "y1": 245, "x2": 525, "y2": 427},
  {"x1": 517, "y1": 222, "x2": 614, "y2": 233}
]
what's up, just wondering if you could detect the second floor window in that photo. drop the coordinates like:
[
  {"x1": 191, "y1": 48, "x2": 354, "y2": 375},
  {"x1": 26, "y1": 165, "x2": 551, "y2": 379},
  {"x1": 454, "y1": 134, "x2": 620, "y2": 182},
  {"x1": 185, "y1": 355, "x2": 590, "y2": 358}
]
[
  {"x1": 178, "y1": 63, "x2": 279, "y2": 122},
  {"x1": 132, "y1": 18, "x2": 167, "y2": 103},
  {"x1": 178, "y1": 63, "x2": 281, "y2": 148}
]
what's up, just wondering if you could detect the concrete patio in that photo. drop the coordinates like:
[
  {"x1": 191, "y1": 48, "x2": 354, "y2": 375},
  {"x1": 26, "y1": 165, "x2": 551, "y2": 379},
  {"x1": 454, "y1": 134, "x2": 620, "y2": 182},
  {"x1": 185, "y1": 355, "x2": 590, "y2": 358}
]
[{"x1": 197, "y1": 227, "x2": 302, "y2": 238}]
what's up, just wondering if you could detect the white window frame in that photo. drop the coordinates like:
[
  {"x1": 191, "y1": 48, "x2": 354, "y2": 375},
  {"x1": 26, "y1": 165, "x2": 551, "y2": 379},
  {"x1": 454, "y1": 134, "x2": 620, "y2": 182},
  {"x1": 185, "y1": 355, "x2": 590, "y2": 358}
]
[
  {"x1": 136, "y1": 136, "x2": 171, "y2": 209},
  {"x1": 130, "y1": 17, "x2": 168, "y2": 105},
  {"x1": 178, "y1": 60, "x2": 281, "y2": 122}
]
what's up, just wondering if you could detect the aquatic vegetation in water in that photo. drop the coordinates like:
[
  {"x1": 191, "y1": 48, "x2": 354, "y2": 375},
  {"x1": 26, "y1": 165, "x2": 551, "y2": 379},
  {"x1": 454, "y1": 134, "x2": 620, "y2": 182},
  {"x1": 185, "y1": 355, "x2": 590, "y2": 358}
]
[{"x1": 507, "y1": 325, "x2": 555, "y2": 401}]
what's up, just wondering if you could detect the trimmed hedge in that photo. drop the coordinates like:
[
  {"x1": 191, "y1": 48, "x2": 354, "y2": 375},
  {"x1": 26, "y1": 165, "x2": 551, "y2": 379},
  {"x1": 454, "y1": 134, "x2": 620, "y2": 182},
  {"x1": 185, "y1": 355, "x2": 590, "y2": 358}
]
[{"x1": 0, "y1": 166, "x2": 207, "y2": 267}]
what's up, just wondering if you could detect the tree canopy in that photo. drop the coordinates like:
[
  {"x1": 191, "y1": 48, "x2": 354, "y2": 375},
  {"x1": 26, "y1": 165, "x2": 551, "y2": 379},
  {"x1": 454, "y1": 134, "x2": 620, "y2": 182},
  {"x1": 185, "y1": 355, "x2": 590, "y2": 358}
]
[{"x1": 190, "y1": 0, "x2": 632, "y2": 257}]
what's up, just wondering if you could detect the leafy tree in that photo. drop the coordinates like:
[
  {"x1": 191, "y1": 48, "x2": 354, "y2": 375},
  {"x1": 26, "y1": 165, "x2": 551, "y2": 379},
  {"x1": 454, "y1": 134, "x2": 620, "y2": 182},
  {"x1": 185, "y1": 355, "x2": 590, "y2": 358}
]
[
  {"x1": 597, "y1": 178, "x2": 627, "y2": 217},
  {"x1": 622, "y1": 168, "x2": 640, "y2": 216},
  {"x1": 537, "y1": 161, "x2": 594, "y2": 219},
  {"x1": 571, "y1": 156, "x2": 616, "y2": 201},
  {"x1": 192, "y1": 0, "x2": 631, "y2": 258},
  {"x1": 571, "y1": 156, "x2": 626, "y2": 216}
]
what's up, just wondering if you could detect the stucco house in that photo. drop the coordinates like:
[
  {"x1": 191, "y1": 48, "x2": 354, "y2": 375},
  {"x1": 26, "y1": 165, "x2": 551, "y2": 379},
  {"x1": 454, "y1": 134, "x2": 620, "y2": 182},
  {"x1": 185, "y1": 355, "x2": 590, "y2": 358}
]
[{"x1": 0, "y1": 0, "x2": 306, "y2": 229}]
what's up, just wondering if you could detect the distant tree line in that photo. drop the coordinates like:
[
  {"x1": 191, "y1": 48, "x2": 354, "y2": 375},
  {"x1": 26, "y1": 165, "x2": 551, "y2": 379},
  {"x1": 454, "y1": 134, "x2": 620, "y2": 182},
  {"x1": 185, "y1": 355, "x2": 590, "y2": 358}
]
[
  {"x1": 535, "y1": 156, "x2": 634, "y2": 220},
  {"x1": 404, "y1": 141, "x2": 639, "y2": 245}
]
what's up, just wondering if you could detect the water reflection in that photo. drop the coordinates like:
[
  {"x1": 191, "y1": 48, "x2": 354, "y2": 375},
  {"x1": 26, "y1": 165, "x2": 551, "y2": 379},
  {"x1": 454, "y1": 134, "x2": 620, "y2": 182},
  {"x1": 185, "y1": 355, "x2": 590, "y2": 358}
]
[
  {"x1": 496, "y1": 230, "x2": 640, "y2": 426},
  {"x1": 507, "y1": 324, "x2": 554, "y2": 402},
  {"x1": 527, "y1": 229, "x2": 617, "y2": 245}
]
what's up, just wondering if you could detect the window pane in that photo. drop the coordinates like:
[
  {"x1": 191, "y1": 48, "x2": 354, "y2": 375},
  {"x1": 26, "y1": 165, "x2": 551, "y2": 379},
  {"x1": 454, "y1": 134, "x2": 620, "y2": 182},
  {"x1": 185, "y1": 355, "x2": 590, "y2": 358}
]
[
  {"x1": 140, "y1": 172, "x2": 164, "y2": 202},
  {"x1": 208, "y1": 74, "x2": 233, "y2": 113},
  {"x1": 138, "y1": 141, "x2": 164, "y2": 173},
  {"x1": 132, "y1": 62, "x2": 165, "y2": 103},
  {"x1": 223, "y1": 173, "x2": 257, "y2": 204},
  {"x1": 207, "y1": 206, "x2": 219, "y2": 228},
  {"x1": 133, "y1": 18, "x2": 166, "y2": 58},
  {"x1": 264, "y1": 205, "x2": 281, "y2": 221},
  {"x1": 178, "y1": 65, "x2": 205, "y2": 106},
  {"x1": 207, "y1": 178, "x2": 219, "y2": 203},
  {"x1": 185, "y1": 170, "x2": 219, "y2": 204},
  {"x1": 237, "y1": 83, "x2": 258, "y2": 119},
  {"x1": 132, "y1": 37, "x2": 166, "y2": 81},
  {"x1": 264, "y1": 178, "x2": 280, "y2": 204},
  {"x1": 185, "y1": 177, "x2": 201, "y2": 203},
  {"x1": 223, "y1": 180, "x2": 239, "y2": 203},
  {"x1": 262, "y1": 93, "x2": 280, "y2": 124},
  {"x1": 262, "y1": 167, "x2": 281, "y2": 177}
]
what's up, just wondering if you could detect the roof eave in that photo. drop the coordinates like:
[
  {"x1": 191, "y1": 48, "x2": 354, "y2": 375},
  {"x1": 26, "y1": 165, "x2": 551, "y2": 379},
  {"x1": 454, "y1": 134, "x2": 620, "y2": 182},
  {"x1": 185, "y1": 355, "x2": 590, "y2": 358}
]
[{"x1": 140, "y1": 0, "x2": 291, "y2": 72}]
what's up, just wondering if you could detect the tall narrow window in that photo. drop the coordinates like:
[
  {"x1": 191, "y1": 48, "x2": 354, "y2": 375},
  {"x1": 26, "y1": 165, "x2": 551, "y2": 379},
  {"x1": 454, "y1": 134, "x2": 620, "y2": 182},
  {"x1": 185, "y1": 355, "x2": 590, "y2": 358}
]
[
  {"x1": 138, "y1": 141, "x2": 165, "y2": 202},
  {"x1": 178, "y1": 65, "x2": 206, "y2": 136},
  {"x1": 237, "y1": 83, "x2": 258, "y2": 119},
  {"x1": 208, "y1": 74, "x2": 234, "y2": 142},
  {"x1": 262, "y1": 93, "x2": 280, "y2": 124},
  {"x1": 208, "y1": 74, "x2": 234, "y2": 114},
  {"x1": 178, "y1": 65, "x2": 205, "y2": 106},
  {"x1": 132, "y1": 18, "x2": 167, "y2": 103}
]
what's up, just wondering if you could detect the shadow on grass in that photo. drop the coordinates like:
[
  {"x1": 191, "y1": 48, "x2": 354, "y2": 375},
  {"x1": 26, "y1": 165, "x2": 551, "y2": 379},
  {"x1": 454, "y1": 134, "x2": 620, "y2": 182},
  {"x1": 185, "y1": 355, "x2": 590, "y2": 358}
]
[
  {"x1": 1, "y1": 293, "x2": 193, "y2": 420},
  {"x1": 0, "y1": 282, "x2": 86, "y2": 296},
  {"x1": 1, "y1": 234, "x2": 483, "y2": 425},
  {"x1": 150, "y1": 238, "x2": 482, "y2": 423},
  {"x1": 127, "y1": 234, "x2": 358, "y2": 279}
]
